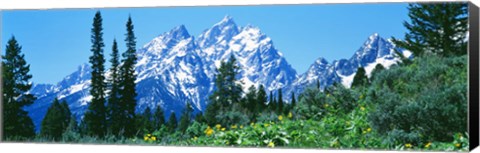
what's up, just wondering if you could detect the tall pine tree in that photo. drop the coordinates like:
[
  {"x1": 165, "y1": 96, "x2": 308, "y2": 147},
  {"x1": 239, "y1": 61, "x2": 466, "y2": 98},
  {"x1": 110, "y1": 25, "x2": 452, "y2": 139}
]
[
  {"x1": 84, "y1": 11, "x2": 107, "y2": 137},
  {"x1": 2, "y1": 36, "x2": 36, "y2": 140},
  {"x1": 256, "y1": 85, "x2": 267, "y2": 113},
  {"x1": 178, "y1": 102, "x2": 193, "y2": 132},
  {"x1": 392, "y1": 3, "x2": 468, "y2": 57},
  {"x1": 205, "y1": 55, "x2": 243, "y2": 125},
  {"x1": 106, "y1": 39, "x2": 122, "y2": 135},
  {"x1": 290, "y1": 92, "x2": 296, "y2": 110},
  {"x1": 40, "y1": 98, "x2": 71, "y2": 140},
  {"x1": 118, "y1": 16, "x2": 138, "y2": 137},
  {"x1": 153, "y1": 105, "x2": 165, "y2": 130},
  {"x1": 167, "y1": 112, "x2": 177, "y2": 132},
  {"x1": 277, "y1": 88, "x2": 284, "y2": 114},
  {"x1": 245, "y1": 85, "x2": 257, "y2": 113}
]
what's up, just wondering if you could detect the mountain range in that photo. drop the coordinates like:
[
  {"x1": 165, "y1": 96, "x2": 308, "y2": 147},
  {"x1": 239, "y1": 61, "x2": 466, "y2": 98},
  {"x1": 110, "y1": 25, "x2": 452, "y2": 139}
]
[{"x1": 26, "y1": 16, "x2": 411, "y2": 131}]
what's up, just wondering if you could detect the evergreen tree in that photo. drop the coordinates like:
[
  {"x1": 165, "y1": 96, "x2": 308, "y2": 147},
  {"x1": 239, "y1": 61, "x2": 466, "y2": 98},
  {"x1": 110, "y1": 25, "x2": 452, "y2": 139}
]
[
  {"x1": 118, "y1": 16, "x2": 138, "y2": 137},
  {"x1": 351, "y1": 67, "x2": 368, "y2": 88},
  {"x1": 194, "y1": 112, "x2": 206, "y2": 123},
  {"x1": 106, "y1": 39, "x2": 122, "y2": 135},
  {"x1": 178, "y1": 102, "x2": 194, "y2": 132},
  {"x1": 84, "y1": 11, "x2": 107, "y2": 137},
  {"x1": 153, "y1": 105, "x2": 165, "y2": 130},
  {"x1": 316, "y1": 79, "x2": 320, "y2": 89},
  {"x1": 62, "y1": 115, "x2": 80, "y2": 141},
  {"x1": 41, "y1": 98, "x2": 71, "y2": 140},
  {"x1": 205, "y1": 55, "x2": 243, "y2": 125},
  {"x1": 167, "y1": 112, "x2": 177, "y2": 132},
  {"x1": 370, "y1": 64, "x2": 385, "y2": 82},
  {"x1": 245, "y1": 85, "x2": 257, "y2": 114},
  {"x1": 2, "y1": 36, "x2": 36, "y2": 140},
  {"x1": 256, "y1": 85, "x2": 267, "y2": 113},
  {"x1": 392, "y1": 3, "x2": 468, "y2": 57},
  {"x1": 60, "y1": 100, "x2": 72, "y2": 128},
  {"x1": 268, "y1": 91, "x2": 276, "y2": 112},
  {"x1": 139, "y1": 106, "x2": 154, "y2": 132},
  {"x1": 277, "y1": 88, "x2": 284, "y2": 114},
  {"x1": 290, "y1": 92, "x2": 296, "y2": 110}
]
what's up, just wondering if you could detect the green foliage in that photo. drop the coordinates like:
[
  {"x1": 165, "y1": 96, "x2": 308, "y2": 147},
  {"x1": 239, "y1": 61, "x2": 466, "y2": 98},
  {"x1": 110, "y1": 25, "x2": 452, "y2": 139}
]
[
  {"x1": 153, "y1": 105, "x2": 166, "y2": 130},
  {"x1": 327, "y1": 83, "x2": 358, "y2": 114},
  {"x1": 256, "y1": 85, "x2": 268, "y2": 113},
  {"x1": 178, "y1": 102, "x2": 194, "y2": 132},
  {"x1": 294, "y1": 87, "x2": 328, "y2": 120},
  {"x1": 392, "y1": 3, "x2": 468, "y2": 57},
  {"x1": 84, "y1": 11, "x2": 107, "y2": 137},
  {"x1": 215, "y1": 103, "x2": 250, "y2": 126},
  {"x1": 107, "y1": 39, "x2": 123, "y2": 135},
  {"x1": 290, "y1": 92, "x2": 296, "y2": 109},
  {"x1": 118, "y1": 15, "x2": 139, "y2": 137},
  {"x1": 245, "y1": 85, "x2": 258, "y2": 121},
  {"x1": 351, "y1": 67, "x2": 368, "y2": 88},
  {"x1": 136, "y1": 106, "x2": 154, "y2": 133},
  {"x1": 62, "y1": 116, "x2": 80, "y2": 142},
  {"x1": 2, "y1": 36, "x2": 36, "y2": 140},
  {"x1": 205, "y1": 55, "x2": 243, "y2": 126},
  {"x1": 167, "y1": 112, "x2": 177, "y2": 132},
  {"x1": 369, "y1": 64, "x2": 385, "y2": 82},
  {"x1": 368, "y1": 55, "x2": 467, "y2": 143},
  {"x1": 277, "y1": 88, "x2": 284, "y2": 114},
  {"x1": 41, "y1": 98, "x2": 71, "y2": 140}
]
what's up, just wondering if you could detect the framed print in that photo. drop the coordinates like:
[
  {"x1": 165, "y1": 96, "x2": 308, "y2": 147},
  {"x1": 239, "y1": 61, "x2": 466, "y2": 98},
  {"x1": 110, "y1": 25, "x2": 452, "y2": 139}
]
[{"x1": 1, "y1": 1, "x2": 479, "y2": 152}]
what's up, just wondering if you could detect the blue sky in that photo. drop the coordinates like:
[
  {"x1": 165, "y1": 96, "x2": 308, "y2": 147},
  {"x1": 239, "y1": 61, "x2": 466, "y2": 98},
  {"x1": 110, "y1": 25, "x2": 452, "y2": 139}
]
[{"x1": 1, "y1": 3, "x2": 409, "y2": 84}]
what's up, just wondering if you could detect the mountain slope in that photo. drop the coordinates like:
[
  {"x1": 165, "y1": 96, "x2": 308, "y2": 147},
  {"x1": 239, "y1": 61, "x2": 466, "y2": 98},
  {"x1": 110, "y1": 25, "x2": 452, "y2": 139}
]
[
  {"x1": 26, "y1": 16, "x2": 299, "y2": 130},
  {"x1": 288, "y1": 33, "x2": 411, "y2": 98}
]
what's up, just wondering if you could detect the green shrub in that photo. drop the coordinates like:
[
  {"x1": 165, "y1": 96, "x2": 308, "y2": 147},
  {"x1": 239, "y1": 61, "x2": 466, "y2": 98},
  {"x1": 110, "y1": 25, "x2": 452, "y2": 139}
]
[{"x1": 368, "y1": 55, "x2": 467, "y2": 143}]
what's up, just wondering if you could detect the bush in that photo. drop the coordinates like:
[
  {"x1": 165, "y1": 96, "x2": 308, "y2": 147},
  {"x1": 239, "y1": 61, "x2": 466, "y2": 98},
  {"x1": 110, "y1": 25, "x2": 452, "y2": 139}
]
[
  {"x1": 367, "y1": 55, "x2": 467, "y2": 143},
  {"x1": 294, "y1": 87, "x2": 329, "y2": 120}
]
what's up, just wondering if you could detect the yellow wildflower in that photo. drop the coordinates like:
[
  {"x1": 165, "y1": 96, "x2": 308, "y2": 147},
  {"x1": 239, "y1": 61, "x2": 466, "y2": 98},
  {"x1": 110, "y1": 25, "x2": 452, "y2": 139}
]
[
  {"x1": 405, "y1": 143, "x2": 412, "y2": 148},
  {"x1": 205, "y1": 127, "x2": 214, "y2": 136},
  {"x1": 324, "y1": 103, "x2": 329, "y2": 108},
  {"x1": 268, "y1": 141, "x2": 275, "y2": 148},
  {"x1": 194, "y1": 136, "x2": 198, "y2": 140},
  {"x1": 147, "y1": 134, "x2": 151, "y2": 137},
  {"x1": 240, "y1": 125, "x2": 244, "y2": 129},
  {"x1": 367, "y1": 128, "x2": 371, "y2": 132},
  {"x1": 264, "y1": 123, "x2": 270, "y2": 127},
  {"x1": 144, "y1": 136, "x2": 148, "y2": 141},
  {"x1": 231, "y1": 125, "x2": 237, "y2": 129},
  {"x1": 278, "y1": 115, "x2": 283, "y2": 121},
  {"x1": 216, "y1": 124, "x2": 222, "y2": 130},
  {"x1": 455, "y1": 143, "x2": 461, "y2": 148},
  {"x1": 360, "y1": 106, "x2": 365, "y2": 111},
  {"x1": 221, "y1": 127, "x2": 226, "y2": 131},
  {"x1": 250, "y1": 122, "x2": 255, "y2": 126},
  {"x1": 425, "y1": 142, "x2": 431, "y2": 148},
  {"x1": 288, "y1": 112, "x2": 293, "y2": 118},
  {"x1": 151, "y1": 136, "x2": 156, "y2": 141}
]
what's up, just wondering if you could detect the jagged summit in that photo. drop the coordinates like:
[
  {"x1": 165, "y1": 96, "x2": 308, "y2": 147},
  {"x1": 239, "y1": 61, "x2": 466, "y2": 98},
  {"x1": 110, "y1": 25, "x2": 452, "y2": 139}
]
[{"x1": 166, "y1": 24, "x2": 191, "y2": 40}]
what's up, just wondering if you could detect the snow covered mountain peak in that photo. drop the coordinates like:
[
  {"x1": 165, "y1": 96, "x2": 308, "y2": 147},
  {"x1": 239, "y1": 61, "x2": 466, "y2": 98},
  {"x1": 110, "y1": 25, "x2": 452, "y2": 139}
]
[{"x1": 198, "y1": 16, "x2": 240, "y2": 50}]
